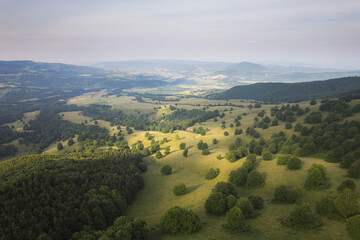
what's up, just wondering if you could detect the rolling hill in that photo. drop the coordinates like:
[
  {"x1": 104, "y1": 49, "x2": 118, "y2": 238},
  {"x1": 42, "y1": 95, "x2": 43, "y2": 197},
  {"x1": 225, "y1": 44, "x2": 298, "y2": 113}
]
[{"x1": 211, "y1": 76, "x2": 360, "y2": 103}]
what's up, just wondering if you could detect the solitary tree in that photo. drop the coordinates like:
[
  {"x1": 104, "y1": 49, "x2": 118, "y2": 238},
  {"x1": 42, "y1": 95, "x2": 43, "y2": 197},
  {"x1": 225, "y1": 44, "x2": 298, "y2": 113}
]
[
  {"x1": 57, "y1": 143, "x2": 64, "y2": 151},
  {"x1": 224, "y1": 207, "x2": 250, "y2": 233}
]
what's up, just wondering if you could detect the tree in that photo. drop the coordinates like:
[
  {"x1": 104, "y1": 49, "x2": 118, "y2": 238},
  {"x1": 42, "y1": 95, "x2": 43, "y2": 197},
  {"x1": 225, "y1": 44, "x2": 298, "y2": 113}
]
[
  {"x1": 224, "y1": 207, "x2": 250, "y2": 233},
  {"x1": 183, "y1": 148, "x2": 188, "y2": 157},
  {"x1": 349, "y1": 161, "x2": 360, "y2": 178},
  {"x1": 341, "y1": 152, "x2": 356, "y2": 169},
  {"x1": 316, "y1": 197, "x2": 337, "y2": 218},
  {"x1": 227, "y1": 195, "x2": 237, "y2": 209},
  {"x1": 205, "y1": 193, "x2": 228, "y2": 215},
  {"x1": 248, "y1": 196, "x2": 264, "y2": 210},
  {"x1": 310, "y1": 99, "x2": 317, "y2": 105},
  {"x1": 262, "y1": 151, "x2": 273, "y2": 160},
  {"x1": 67, "y1": 138, "x2": 74, "y2": 146},
  {"x1": 273, "y1": 185, "x2": 300, "y2": 204},
  {"x1": 155, "y1": 150, "x2": 163, "y2": 159},
  {"x1": 164, "y1": 146, "x2": 170, "y2": 155},
  {"x1": 224, "y1": 131, "x2": 229, "y2": 136},
  {"x1": 173, "y1": 184, "x2": 187, "y2": 196},
  {"x1": 202, "y1": 149, "x2": 210, "y2": 155},
  {"x1": 285, "y1": 122, "x2": 293, "y2": 129},
  {"x1": 57, "y1": 143, "x2": 63, "y2": 150},
  {"x1": 161, "y1": 165, "x2": 172, "y2": 175},
  {"x1": 246, "y1": 170, "x2": 265, "y2": 189},
  {"x1": 212, "y1": 182, "x2": 237, "y2": 196},
  {"x1": 229, "y1": 168, "x2": 247, "y2": 186},
  {"x1": 141, "y1": 148, "x2": 151, "y2": 157},
  {"x1": 137, "y1": 142, "x2": 144, "y2": 150},
  {"x1": 235, "y1": 199, "x2": 255, "y2": 219},
  {"x1": 304, "y1": 164, "x2": 328, "y2": 190},
  {"x1": 334, "y1": 189, "x2": 359, "y2": 217},
  {"x1": 337, "y1": 179, "x2": 356, "y2": 192},
  {"x1": 287, "y1": 156, "x2": 302, "y2": 170},
  {"x1": 179, "y1": 142, "x2": 186, "y2": 150},
  {"x1": 213, "y1": 138, "x2": 218, "y2": 144},
  {"x1": 277, "y1": 154, "x2": 291, "y2": 165},
  {"x1": 346, "y1": 215, "x2": 360, "y2": 240},
  {"x1": 205, "y1": 168, "x2": 220, "y2": 180},
  {"x1": 280, "y1": 203, "x2": 322, "y2": 229},
  {"x1": 160, "y1": 206, "x2": 201, "y2": 234}
]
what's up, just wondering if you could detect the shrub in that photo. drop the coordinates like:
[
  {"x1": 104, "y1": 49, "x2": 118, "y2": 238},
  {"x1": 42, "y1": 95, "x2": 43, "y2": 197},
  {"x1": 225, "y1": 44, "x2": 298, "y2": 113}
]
[
  {"x1": 179, "y1": 142, "x2": 186, "y2": 150},
  {"x1": 248, "y1": 196, "x2": 264, "y2": 210},
  {"x1": 304, "y1": 164, "x2": 328, "y2": 190},
  {"x1": 279, "y1": 203, "x2": 322, "y2": 229},
  {"x1": 202, "y1": 149, "x2": 210, "y2": 155},
  {"x1": 183, "y1": 148, "x2": 188, "y2": 157},
  {"x1": 173, "y1": 183, "x2": 187, "y2": 196},
  {"x1": 349, "y1": 161, "x2": 360, "y2": 178},
  {"x1": 262, "y1": 151, "x2": 273, "y2": 160},
  {"x1": 346, "y1": 215, "x2": 360, "y2": 240},
  {"x1": 205, "y1": 168, "x2": 220, "y2": 180},
  {"x1": 155, "y1": 150, "x2": 163, "y2": 159},
  {"x1": 161, "y1": 165, "x2": 172, "y2": 175},
  {"x1": 273, "y1": 185, "x2": 300, "y2": 204},
  {"x1": 224, "y1": 131, "x2": 229, "y2": 136},
  {"x1": 216, "y1": 154, "x2": 222, "y2": 160},
  {"x1": 213, "y1": 138, "x2": 218, "y2": 144},
  {"x1": 316, "y1": 197, "x2": 337, "y2": 217},
  {"x1": 160, "y1": 206, "x2": 201, "y2": 234},
  {"x1": 334, "y1": 189, "x2": 359, "y2": 217},
  {"x1": 224, "y1": 207, "x2": 251, "y2": 233},
  {"x1": 287, "y1": 156, "x2": 302, "y2": 170},
  {"x1": 246, "y1": 170, "x2": 265, "y2": 189},
  {"x1": 235, "y1": 199, "x2": 256, "y2": 219},
  {"x1": 205, "y1": 193, "x2": 228, "y2": 215},
  {"x1": 337, "y1": 179, "x2": 356, "y2": 192},
  {"x1": 164, "y1": 146, "x2": 170, "y2": 155},
  {"x1": 212, "y1": 182, "x2": 237, "y2": 196},
  {"x1": 229, "y1": 168, "x2": 247, "y2": 187},
  {"x1": 285, "y1": 122, "x2": 293, "y2": 129},
  {"x1": 277, "y1": 154, "x2": 291, "y2": 165},
  {"x1": 310, "y1": 100, "x2": 317, "y2": 105}
]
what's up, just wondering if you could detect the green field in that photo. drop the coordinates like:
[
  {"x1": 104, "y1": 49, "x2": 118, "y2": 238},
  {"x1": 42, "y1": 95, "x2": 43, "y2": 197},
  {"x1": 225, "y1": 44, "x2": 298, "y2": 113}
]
[{"x1": 2, "y1": 91, "x2": 360, "y2": 239}]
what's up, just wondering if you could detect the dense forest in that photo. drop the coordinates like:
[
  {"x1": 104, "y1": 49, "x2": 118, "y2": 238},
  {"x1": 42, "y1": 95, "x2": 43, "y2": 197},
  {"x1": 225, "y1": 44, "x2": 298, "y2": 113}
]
[
  {"x1": 0, "y1": 150, "x2": 146, "y2": 240},
  {"x1": 212, "y1": 76, "x2": 360, "y2": 103}
]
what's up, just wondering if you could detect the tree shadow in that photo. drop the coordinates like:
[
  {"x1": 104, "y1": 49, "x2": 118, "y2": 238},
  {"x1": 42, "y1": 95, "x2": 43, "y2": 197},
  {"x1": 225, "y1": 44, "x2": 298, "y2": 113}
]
[{"x1": 187, "y1": 183, "x2": 203, "y2": 194}]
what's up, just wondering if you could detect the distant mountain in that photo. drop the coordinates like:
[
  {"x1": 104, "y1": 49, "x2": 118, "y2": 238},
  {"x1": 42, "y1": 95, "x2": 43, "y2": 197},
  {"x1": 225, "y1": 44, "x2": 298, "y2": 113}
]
[
  {"x1": 211, "y1": 76, "x2": 360, "y2": 103},
  {"x1": 93, "y1": 60, "x2": 231, "y2": 73},
  {"x1": 0, "y1": 60, "x2": 106, "y2": 75},
  {"x1": 0, "y1": 60, "x2": 169, "y2": 90}
]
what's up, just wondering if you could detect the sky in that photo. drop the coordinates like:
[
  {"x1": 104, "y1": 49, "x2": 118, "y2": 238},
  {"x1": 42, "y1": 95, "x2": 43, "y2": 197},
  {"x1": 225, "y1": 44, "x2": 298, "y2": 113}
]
[{"x1": 0, "y1": 0, "x2": 359, "y2": 67}]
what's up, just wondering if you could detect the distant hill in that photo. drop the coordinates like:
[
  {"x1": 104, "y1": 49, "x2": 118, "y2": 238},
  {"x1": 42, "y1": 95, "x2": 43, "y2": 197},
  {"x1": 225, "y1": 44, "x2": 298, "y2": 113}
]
[
  {"x1": 211, "y1": 76, "x2": 360, "y2": 103},
  {"x1": 93, "y1": 60, "x2": 231, "y2": 73},
  {"x1": 0, "y1": 60, "x2": 105, "y2": 75},
  {"x1": 215, "y1": 61, "x2": 269, "y2": 77},
  {"x1": 0, "y1": 60, "x2": 169, "y2": 90}
]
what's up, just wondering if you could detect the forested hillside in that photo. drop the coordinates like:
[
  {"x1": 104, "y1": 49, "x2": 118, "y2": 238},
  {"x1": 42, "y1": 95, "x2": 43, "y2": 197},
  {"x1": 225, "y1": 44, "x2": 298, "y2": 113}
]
[
  {"x1": 0, "y1": 150, "x2": 146, "y2": 240},
  {"x1": 212, "y1": 76, "x2": 360, "y2": 103}
]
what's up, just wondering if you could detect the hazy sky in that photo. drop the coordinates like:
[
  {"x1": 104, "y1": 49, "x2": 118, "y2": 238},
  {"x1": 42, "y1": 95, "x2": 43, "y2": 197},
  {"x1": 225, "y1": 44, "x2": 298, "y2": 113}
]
[{"x1": 0, "y1": 0, "x2": 359, "y2": 67}]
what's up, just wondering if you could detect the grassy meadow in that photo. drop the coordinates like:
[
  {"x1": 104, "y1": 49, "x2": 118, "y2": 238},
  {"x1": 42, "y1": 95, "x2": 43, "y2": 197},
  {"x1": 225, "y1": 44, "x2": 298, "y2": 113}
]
[{"x1": 3, "y1": 89, "x2": 360, "y2": 239}]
